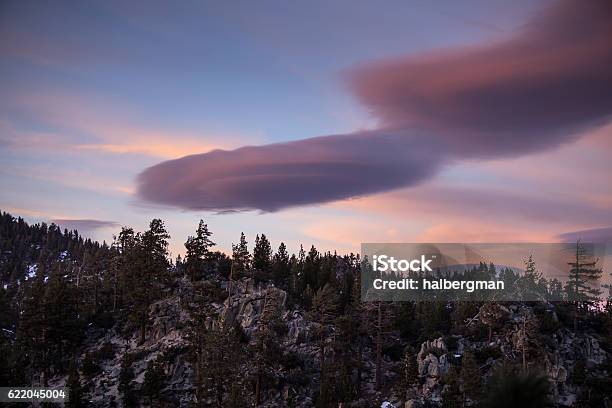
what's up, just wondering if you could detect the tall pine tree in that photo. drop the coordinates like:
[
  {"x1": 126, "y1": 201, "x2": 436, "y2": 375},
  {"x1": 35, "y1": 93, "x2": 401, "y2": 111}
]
[
  {"x1": 127, "y1": 219, "x2": 171, "y2": 344},
  {"x1": 566, "y1": 241, "x2": 603, "y2": 331},
  {"x1": 184, "y1": 220, "x2": 215, "y2": 280},
  {"x1": 272, "y1": 242, "x2": 291, "y2": 288},
  {"x1": 231, "y1": 232, "x2": 251, "y2": 278},
  {"x1": 252, "y1": 234, "x2": 272, "y2": 273}
]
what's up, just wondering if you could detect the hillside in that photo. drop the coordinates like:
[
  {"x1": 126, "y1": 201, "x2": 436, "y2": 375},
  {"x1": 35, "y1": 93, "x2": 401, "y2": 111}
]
[{"x1": 1, "y1": 211, "x2": 611, "y2": 407}]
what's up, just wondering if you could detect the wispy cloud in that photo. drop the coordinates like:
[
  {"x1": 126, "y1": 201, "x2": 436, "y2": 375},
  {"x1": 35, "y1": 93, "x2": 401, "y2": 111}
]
[
  {"x1": 1, "y1": 89, "x2": 257, "y2": 160},
  {"x1": 2, "y1": 209, "x2": 119, "y2": 234},
  {"x1": 51, "y1": 218, "x2": 119, "y2": 233}
]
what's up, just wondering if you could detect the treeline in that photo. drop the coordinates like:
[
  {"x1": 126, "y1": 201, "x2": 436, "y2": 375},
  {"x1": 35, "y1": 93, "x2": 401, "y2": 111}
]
[
  {"x1": 366, "y1": 251, "x2": 604, "y2": 306},
  {"x1": 0, "y1": 211, "x2": 106, "y2": 283}
]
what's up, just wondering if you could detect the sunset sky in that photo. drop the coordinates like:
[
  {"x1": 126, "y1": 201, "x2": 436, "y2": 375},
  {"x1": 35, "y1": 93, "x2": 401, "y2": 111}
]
[{"x1": 1, "y1": 0, "x2": 611, "y2": 258}]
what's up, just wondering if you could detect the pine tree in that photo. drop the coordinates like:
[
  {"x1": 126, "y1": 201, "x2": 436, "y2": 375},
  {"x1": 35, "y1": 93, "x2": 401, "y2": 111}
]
[
  {"x1": 346, "y1": 269, "x2": 368, "y2": 398},
  {"x1": 517, "y1": 308, "x2": 540, "y2": 372},
  {"x1": 184, "y1": 278, "x2": 246, "y2": 407},
  {"x1": 303, "y1": 245, "x2": 320, "y2": 291},
  {"x1": 184, "y1": 220, "x2": 215, "y2": 280},
  {"x1": 374, "y1": 301, "x2": 396, "y2": 391},
  {"x1": 272, "y1": 242, "x2": 291, "y2": 287},
  {"x1": 460, "y1": 351, "x2": 481, "y2": 404},
  {"x1": 355, "y1": 258, "x2": 397, "y2": 393},
  {"x1": 253, "y1": 288, "x2": 284, "y2": 405},
  {"x1": 331, "y1": 313, "x2": 359, "y2": 404},
  {"x1": 441, "y1": 365, "x2": 461, "y2": 408},
  {"x1": 417, "y1": 301, "x2": 451, "y2": 340},
  {"x1": 109, "y1": 241, "x2": 121, "y2": 312},
  {"x1": 481, "y1": 367, "x2": 550, "y2": 408},
  {"x1": 231, "y1": 232, "x2": 251, "y2": 277},
  {"x1": 118, "y1": 353, "x2": 137, "y2": 407},
  {"x1": 65, "y1": 360, "x2": 85, "y2": 408},
  {"x1": 566, "y1": 241, "x2": 603, "y2": 331},
  {"x1": 480, "y1": 303, "x2": 507, "y2": 343},
  {"x1": 202, "y1": 323, "x2": 246, "y2": 407},
  {"x1": 127, "y1": 219, "x2": 171, "y2": 344},
  {"x1": 291, "y1": 245, "x2": 307, "y2": 298},
  {"x1": 403, "y1": 345, "x2": 418, "y2": 389},
  {"x1": 43, "y1": 264, "x2": 83, "y2": 373},
  {"x1": 524, "y1": 254, "x2": 539, "y2": 281},
  {"x1": 183, "y1": 278, "x2": 217, "y2": 406},
  {"x1": 548, "y1": 278, "x2": 564, "y2": 301},
  {"x1": 16, "y1": 269, "x2": 50, "y2": 385},
  {"x1": 519, "y1": 254, "x2": 546, "y2": 300},
  {"x1": 80, "y1": 352, "x2": 101, "y2": 379},
  {"x1": 141, "y1": 219, "x2": 171, "y2": 277},
  {"x1": 252, "y1": 234, "x2": 272, "y2": 272},
  {"x1": 0, "y1": 285, "x2": 15, "y2": 386},
  {"x1": 79, "y1": 249, "x2": 100, "y2": 319},
  {"x1": 143, "y1": 357, "x2": 166, "y2": 406},
  {"x1": 115, "y1": 227, "x2": 135, "y2": 311},
  {"x1": 309, "y1": 283, "x2": 341, "y2": 325}
]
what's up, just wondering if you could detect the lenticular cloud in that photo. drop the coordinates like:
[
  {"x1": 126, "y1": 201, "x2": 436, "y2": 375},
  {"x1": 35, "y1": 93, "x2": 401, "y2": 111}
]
[
  {"x1": 137, "y1": 131, "x2": 445, "y2": 211},
  {"x1": 349, "y1": 0, "x2": 612, "y2": 158},
  {"x1": 137, "y1": 0, "x2": 612, "y2": 212}
]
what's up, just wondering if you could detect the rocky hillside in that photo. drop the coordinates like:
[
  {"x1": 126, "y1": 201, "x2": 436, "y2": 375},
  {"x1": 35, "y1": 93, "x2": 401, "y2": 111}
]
[
  {"x1": 2, "y1": 213, "x2": 611, "y2": 407},
  {"x1": 40, "y1": 277, "x2": 610, "y2": 407}
]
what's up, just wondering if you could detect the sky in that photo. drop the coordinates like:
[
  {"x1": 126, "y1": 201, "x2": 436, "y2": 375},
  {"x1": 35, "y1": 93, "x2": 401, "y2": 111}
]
[{"x1": 1, "y1": 0, "x2": 611, "y2": 259}]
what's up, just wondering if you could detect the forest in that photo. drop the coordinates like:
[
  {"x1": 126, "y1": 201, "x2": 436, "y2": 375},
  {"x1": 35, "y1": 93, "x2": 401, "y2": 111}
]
[{"x1": 0, "y1": 210, "x2": 611, "y2": 407}]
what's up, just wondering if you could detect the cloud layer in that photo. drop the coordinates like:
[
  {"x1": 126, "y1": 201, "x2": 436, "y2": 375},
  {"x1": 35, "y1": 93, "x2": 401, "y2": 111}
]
[
  {"x1": 558, "y1": 227, "x2": 612, "y2": 244},
  {"x1": 51, "y1": 219, "x2": 119, "y2": 233},
  {"x1": 137, "y1": 0, "x2": 612, "y2": 211},
  {"x1": 138, "y1": 131, "x2": 445, "y2": 211}
]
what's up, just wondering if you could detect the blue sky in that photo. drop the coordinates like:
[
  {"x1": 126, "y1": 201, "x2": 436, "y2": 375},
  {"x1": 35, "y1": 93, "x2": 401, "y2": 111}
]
[{"x1": 1, "y1": 0, "x2": 610, "y2": 257}]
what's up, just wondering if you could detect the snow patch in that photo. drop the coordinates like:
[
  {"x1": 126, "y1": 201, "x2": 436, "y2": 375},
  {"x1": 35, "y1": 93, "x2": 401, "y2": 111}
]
[{"x1": 25, "y1": 264, "x2": 38, "y2": 280}]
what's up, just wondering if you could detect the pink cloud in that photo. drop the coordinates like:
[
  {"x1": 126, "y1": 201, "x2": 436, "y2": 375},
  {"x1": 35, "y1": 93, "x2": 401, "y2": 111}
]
[
  {"x1": 417, "y1": 222, "x2": 555, "y2": 243},
  {"x1": 348, "y1": 0, "x2": 612, "y2": 157},
  {"x1": 1, "y1": 89, "x2": 254, "y2": 159},
  {"x1": 338, "y1": 183, "x2": 612, "y2": 229},
  {"x1": 51, "y1": 218, "x2": 119, "y2": 233},
  {"x1": 137, "y1": 131, "x2": 444, "y2": 212}
]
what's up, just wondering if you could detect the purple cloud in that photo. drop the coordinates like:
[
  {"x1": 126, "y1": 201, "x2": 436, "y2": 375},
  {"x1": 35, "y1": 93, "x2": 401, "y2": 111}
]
[
  {"x1": 349, "y1": 0, "x2": 612, "y2": 158},
  {"x1": 51, "y1": 219, "x2": 119, "y2": 233},
  {"x1": 137, "y1": 0, "x2": 612, "y2": 212},
  {"x1": 137, "y1": 131, "x2": 446, "y2": 211},
  {"x1": 558, "y1": 227, "x2": 612, "y2": 244}
]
